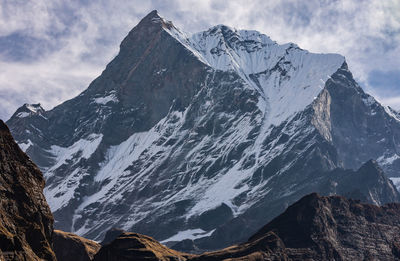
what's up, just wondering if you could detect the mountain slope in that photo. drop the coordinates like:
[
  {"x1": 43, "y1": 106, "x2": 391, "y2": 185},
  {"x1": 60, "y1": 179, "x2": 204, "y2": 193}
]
[
  {"x1": 93, "y1": 194, "x2": 400, "y2": 261},
  {"x1": 0, "y1": 120, "x2": 56, "y2": 261},
  {"x1": 249, "y1": 193, "x2": 400, "y2": 260},
  {"x1": 6, "y1": 10, "x2": 400, "y2": 249}
]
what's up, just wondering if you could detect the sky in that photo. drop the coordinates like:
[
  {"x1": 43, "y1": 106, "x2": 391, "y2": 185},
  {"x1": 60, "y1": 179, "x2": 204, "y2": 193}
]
[{"x1": 0, "y1": 0, "x2": 399, "y2": 120}]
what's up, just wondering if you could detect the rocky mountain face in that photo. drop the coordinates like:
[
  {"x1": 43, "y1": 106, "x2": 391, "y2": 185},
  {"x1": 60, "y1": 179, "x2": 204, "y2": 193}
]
[
  {"x1": 0, "y1": 120, "x2": 56, "y2": 261},
  {"x1": 180, "y1": 160, "x2": 399, "y2": 251},
  {"x1": 93, "y1": 194, "x2": 400, "y2": 261},
  {"x1": 6, "y1": 10, "x2": 400, "y2": 249},
  {"x1": 248, "y1": 193, "x2": 400, "y2": 260},
  {"x1": 53, "y1": 230, "x2": 100, "y2": 261}
]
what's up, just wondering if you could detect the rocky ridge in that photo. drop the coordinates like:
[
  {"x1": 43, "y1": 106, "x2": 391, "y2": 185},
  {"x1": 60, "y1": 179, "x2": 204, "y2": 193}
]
[{"x1": 0, "y1": 120, "x2": 56, "y2": 261}]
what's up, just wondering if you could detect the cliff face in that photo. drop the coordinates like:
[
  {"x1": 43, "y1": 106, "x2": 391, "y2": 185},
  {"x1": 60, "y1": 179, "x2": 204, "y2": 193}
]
[
  {"x1": 0, "y1": 120, "x2": 56, "y2": 260},
  {"x1": 94, "y1": 194, "x2": 400, "y2": 261}
]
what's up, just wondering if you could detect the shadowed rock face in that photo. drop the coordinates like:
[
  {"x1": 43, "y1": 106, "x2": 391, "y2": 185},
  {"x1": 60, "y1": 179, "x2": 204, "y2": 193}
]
[
  {"x1": 0, "y1": 120, "x2": 56, "y2": 261},
  {"x1": 53, "y1": 230, "x2": 101, "y2": 261},
  {"x1": 250, "y1": 193, "x2": 400, "y2": 260},
  {"x1": 94, "y1": 194, "x2": 400, "y2": 261}
]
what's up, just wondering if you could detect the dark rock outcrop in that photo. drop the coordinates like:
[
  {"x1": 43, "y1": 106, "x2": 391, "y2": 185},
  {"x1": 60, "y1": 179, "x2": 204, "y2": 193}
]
[
  {"x1": 101, "y1": 228, "x2": 125, "y2": 246},
  {"x1": 53, "y1": 230, "x2": 101, "y2": 261},
  {"x1": 250, "y1": 193, "x2": 400, "y2": 260},
  {"x1": 94, "y1": 194, "x2": 400, "y2": 261},
  {"x1": 0, "y1": 120, "x2": 56, "y2": 260}
]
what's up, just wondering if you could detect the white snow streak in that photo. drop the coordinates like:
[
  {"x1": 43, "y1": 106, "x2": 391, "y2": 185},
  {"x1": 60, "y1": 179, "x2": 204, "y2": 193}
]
[{"x1": 161, "y1": 229, "x2": 215, "y2": 243}]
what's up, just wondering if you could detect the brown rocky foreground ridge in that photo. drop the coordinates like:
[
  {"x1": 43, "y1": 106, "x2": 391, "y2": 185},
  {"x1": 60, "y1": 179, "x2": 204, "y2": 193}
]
[
  {"x1": 93, "y1": 193, "x2": 400, "y2": 261},
  {"x1": 0, "y1": 120, "x2": 56, "y2": 260}
]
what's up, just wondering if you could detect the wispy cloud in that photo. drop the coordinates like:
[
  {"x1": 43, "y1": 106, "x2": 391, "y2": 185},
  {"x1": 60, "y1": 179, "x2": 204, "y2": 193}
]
[{"x1": 0, "y1": 0, "x2": 399, "y2": 120}]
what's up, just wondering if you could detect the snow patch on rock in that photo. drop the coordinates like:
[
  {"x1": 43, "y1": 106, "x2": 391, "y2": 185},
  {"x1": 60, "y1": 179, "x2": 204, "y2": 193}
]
[
  {"x1": 93, "y1": 92, "x2": 118, "y2": 105},
  {"x1": 18, "y1": 139, "x2": 33, "y2": 152},
  {"x1": 390, "y1": 177, "x2": 400, "y2": 192},
  {"x1": 377, "y1": 154, "x2": 400, "y2": 166},
  {"x1": 161, "y1": 229, "x2": 215, "y2": 243},
  {"x1": 44, "y1": 134, "x2": 103, "y2": 212}
]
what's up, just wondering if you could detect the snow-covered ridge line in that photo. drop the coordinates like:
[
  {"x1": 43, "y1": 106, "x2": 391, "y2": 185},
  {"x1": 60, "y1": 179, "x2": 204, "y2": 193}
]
[{"x1": 162, "y1": 18, "x2": 345, "y2": 128}]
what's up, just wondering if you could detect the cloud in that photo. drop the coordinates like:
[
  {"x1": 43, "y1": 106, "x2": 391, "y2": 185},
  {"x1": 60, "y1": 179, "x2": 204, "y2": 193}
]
[{"x1": 0, "y1": 0, "x2": 399, "y2": 120}]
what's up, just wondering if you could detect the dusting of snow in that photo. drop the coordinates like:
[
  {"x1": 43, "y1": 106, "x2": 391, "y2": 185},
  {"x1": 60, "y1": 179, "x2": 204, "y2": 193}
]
[
  {"x1": 384, "y1": 106, "x2": 400, "y2": 122},
  {"x1": 47, "y1": 134, "x2": 103, "y2": 174},
  {"x1": 377, "y1": 154, "x2": 400, "y2": 166},
  {"x1": 186, "y1": 162, "x2": 251, "y2": 217},
  {"x1": 25, "y1": 104, "x2": 42, "y2": 113},
  {"x1": 161, "y1": 229, "x2": 215, "y2": 243},
  {"x1": 45, "y1": 168, "x2": 84, "y2": 212},
  {"x1": 44, "y1": 134, "x2": 103, "y2": 212},
  {"x1": 155, "y1": 68, "x2": 167, "y2": 75},
  {"x1": 93, "y1": 92, "x2": 118, "y2": 105},
  {"x1": 94, "y1": 129, "x2": 162, "y2": 182},
  {"x1": 16, "y1": 112, "x2": 31, "y2": 118},
  {"x1": 18, "y1": 140, "x2": 33, "y2": 152},
  {"x1": 15, "y1": 104, "x2": 44, "y2": 118},
  {"x1": 362, "y1": 96, "x2": 376, "y2": 106},
  {"x1": 390, "y1": 177, "x2": 400, "y2": 192},
  {"x1": 69, "y1": 110, "x2": 187, "y2": 234}
]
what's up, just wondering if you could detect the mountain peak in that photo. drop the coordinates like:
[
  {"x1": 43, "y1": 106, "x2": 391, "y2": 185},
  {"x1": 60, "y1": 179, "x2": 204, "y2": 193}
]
[
  {"x1": 10, "y1": 103, "x2": 45, "y2": 119},
  {"x1": 146, "y1": 9, "x2": 159, "y2": 18},
  {"x1": 137, "y1": 9, "x2": 174, "y2": 30},
  {"x1": 119, "y1": 10, "x2": 177, "y2": 52},
  {"x1": 22, "y1": 103, "x2": 44, "y2": 112}
]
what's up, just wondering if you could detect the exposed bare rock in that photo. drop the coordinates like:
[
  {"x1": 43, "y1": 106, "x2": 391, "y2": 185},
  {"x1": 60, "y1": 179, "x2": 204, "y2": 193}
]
[
  {"x1": 53, "y1": 230, "x2": 100, "y2": 261},
  {"x1": 0, "y1": 120, "x2": 56, "y2": 260},
  {"x1": 250, "y1": 193, "x2": 400, "y2": 260}
]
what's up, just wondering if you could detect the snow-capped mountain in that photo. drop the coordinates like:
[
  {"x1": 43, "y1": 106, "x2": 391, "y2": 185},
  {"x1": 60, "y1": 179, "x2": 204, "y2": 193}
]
[{"x1": 7, "y1": 10, "x2": 400, "y2": 250}]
